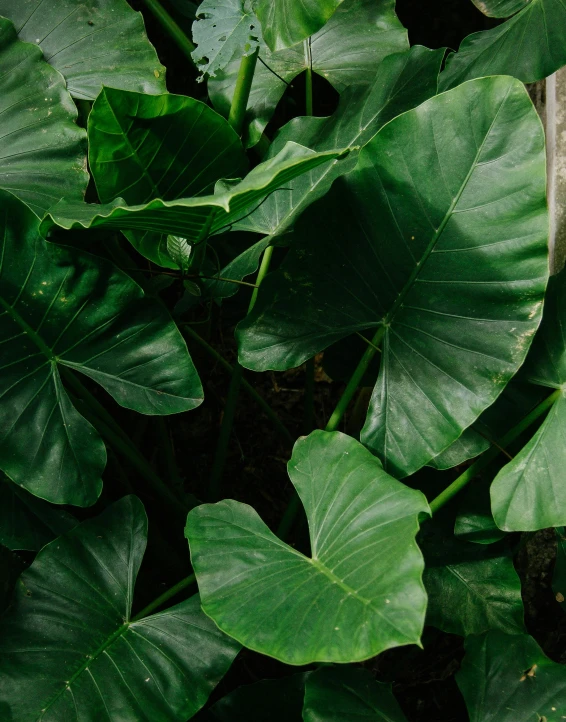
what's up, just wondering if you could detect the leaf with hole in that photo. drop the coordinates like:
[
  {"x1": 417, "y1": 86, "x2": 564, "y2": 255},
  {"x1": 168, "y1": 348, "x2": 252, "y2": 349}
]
[
  {"x1": 0, "y1": 496, "x2": 241, "y2": 722},
  {"x1": 237, "y1": 76, "x2": 548, "y2": 477}
]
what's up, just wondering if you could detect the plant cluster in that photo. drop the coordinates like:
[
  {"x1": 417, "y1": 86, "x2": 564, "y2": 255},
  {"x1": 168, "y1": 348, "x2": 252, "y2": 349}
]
[{"x1": 0, "y1": 0, "x2": 565, "y2": 720}]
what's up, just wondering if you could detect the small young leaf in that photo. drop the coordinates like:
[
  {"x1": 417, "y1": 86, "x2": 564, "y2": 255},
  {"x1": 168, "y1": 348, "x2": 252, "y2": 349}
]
[
  {"x1": 168, "y1": 236, "x2": 193, "y2": 271},
  {"x1": 186, "y1": 430, "x2": 430, "y2": 665},
  {"x1": 0, "y1": 496, "x2": 240, "y2": 721}
]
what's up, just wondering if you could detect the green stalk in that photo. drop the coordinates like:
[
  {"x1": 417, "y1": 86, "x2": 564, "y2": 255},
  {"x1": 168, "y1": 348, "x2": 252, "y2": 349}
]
[
  {"x1": 139, "y1": 0, "x2": 197, "y2": 66},
  {"x1": 429, "y1": 388, "x2": 562, "y2": 514},
  {"x1": 131, "y1": 574, "x2": 197, "y2": 621},
  {"x1": 325, "y1": 326, "x2": 385, "y2": 432},
  {"x1": 208, "y1": 246, "x2": 275, "y2": 500},
  {"x1": 228, "y1": 48, "x2": 259, "y2": 134},
  {"x1": 304, "y1": 38, "x2": 313, "y2": 116}
]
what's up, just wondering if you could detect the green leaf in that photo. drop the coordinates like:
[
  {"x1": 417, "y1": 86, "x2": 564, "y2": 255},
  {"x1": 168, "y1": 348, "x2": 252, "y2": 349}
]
[
  {"x1": 237, "y1": 76, "x2": 549, "y2": 477},
  {"x1": 439, "y1": 0, "x2": 566, "y2": 91},
  {"x1": 553, "y1": 527, "x2": 566, "y2": 606},
  {"x1": 0, "y1": 17, "x2": 87, "y2": 217},
  {"x1": 255, "y1": 0, "x2": 343, "y2": 51},
  {"x1": 491, "y1": 269, "x2": 566, "y2": 531},
  {"x1": 0, "y1": 496, "x2": 240, "y2": 722},
  {"x1": 236, "y1": 45, "x2": 444, "y2": 236},
  {"x1": 471, "y1": 0, "x2": 531, "y2": 17},
  {"x1": 456, "y1": 632, "x2": 566, "y2": 721},
  {"x1": 44, "y1": 142, "x2": 346, "y2": 242},
  {"x1": 168, "y1": 236, "x2": 193, "y2": 271},
  {"x1": 454, "y1": 478, "x2": 506, "y2": 545},
  {"x1": 303, "y1": 666, "x2": 408, "y2": 722},
  {"x1": 0, "y1": 473, "x2": 77, "y2": 551},
  {"x1": 88, "y1": 87, "x2": 248, "y2": 268},
  {"x1": 202, "y1": 234, "x2": 271, "y2": 302},
  {"x1": 0, "y1": 191, "x2": 202, "y2": 506},
  {"x1": 208, "y1": 0, "x2": 408, "y2": 147},
  {"x1": 421, "y1": 524, "x2": 524, "y2": 636},
  {"x1": 191, "y1": 0, "x2": 260, "y2": 78},
  {"x1": 0, "y1": 0, "x2": 166, "y2": 100},
  {"x1": 186, "y1": 430, "x2": 429, "y2": 665}
]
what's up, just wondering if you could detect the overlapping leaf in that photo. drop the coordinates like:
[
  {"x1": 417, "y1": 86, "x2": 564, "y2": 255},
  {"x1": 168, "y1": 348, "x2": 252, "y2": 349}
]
[
  {"x1": 255, "y1": 0, "x2": 344, "y2": 51},
  {"x1": 0, "y1": 191, "x2": 202, "y2": 506},
  {"x1": 456, "y1": 632, "x2": 566, "y2": 721},
  {"x1": 0, "y1": 17, "x2": 87, "y2": 217},
  {"x1": 237, "y1": 76, "x2": 549, "y2": 477},
  {"x1": 439, "y1": 0, "x2": 566, "y2": 91},
  {"x1": 208, "y1": 0, "x2": 408, "y2": 147},
  {"x1": 88, "y1": 88, "x2": 247, "y2": 267},
  {"x1": 186, "y1": 430, "x2": 429, "y2": 665},
  {"x1": 0, "y1": 0, "x2": 166, "y2": 100},
  {"x1": 0, "y1": 496, "x2": 240, "y2": 722},
  {"x1": 454, "y1": 478, "x2": 505, "y2": 544}
]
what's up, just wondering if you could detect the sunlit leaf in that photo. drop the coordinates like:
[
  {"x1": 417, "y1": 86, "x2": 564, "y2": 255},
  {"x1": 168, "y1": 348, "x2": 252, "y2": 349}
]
[{"x1": 255, "y1": 0, "x2": 344, "y2": 51}]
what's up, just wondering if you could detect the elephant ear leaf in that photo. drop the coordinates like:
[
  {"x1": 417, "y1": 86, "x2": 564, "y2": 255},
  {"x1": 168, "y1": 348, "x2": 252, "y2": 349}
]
[
  {"x1": 237, "y1": 75, "x2": 548, "y2": 477},
  {"x1": 491, "y1": 267, "x2": 566, "y2": 531},
  {"x1": 0, "y1": 0, "x2": 165, "y2": 100},
  {"x1": 186, "y1": 430, "x2": 430, "y2": 665},
  {"x1": 471, "y1": 0, "x2": 531, "y2": 16},
  {"x1": 255, "y1": 0, "x2": 344, "y2": 51},
  {"x1": 0, "y1": 191, "x2": 202, "y2": 507},
  {"x1": 0, "y1": 496, "x2": 240, "y2": 722}
]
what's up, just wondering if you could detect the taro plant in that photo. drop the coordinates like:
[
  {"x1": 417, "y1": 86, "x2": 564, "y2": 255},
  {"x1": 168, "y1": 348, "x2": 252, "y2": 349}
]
[{"x1": 0, "y1": 0, "x2": 566, "y2": 720}]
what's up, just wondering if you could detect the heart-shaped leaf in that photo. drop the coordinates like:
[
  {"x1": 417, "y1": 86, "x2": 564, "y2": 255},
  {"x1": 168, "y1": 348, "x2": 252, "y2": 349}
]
[
  {"x1": 0, "y1": 17, "x2": 87, "y2": 216},
  {"x1": 0, "y1": 496, "x2": 240, "y2": 722},
  {"x1": 236, "y1": 45, "x2": 444, "y2": 237},
  {"x1": 186, "y1": 430, "x2": 430, "y2": 665},
  {"x1": 471, "y1": 0, "x2": 531, "y2": 16},
  {"x1": 0, "y1": 474, "x2": 77, "y2": 551},
  {"x1": 88, "y1": 88, "x2": 248, "y2": 268},
  {"x1": 0, "y1": 0, "x2": 166, "y2": 100},
  {"x1": 491, "y1": 268, "x2": 566, "y2": 531},
  {"x1": 0, "y1": 191, "x2": 202, "y2": 506},
  {"x1": 439, "y1": 0, "x2": 566, "y2": 91},
  {"x1": 208, "y1": 0, "x2": 408, "y2": 147},
  {"x1": 237, "y1": 76, "x2": 548, "y2": 477},
  {"x1": 255, "y1": 0, "x2": 343, "y2": 51},
  {"x1": 456, "y1": 632, "x2": 566, "y2": 721}
]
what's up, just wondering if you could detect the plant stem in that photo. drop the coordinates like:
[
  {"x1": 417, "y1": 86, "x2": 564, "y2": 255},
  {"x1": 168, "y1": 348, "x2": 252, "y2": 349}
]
[
  {"x1": 131, "y1": 574, "x2": 197, "y2": 622},
  {"x1": 228, "y1": 48, "x2": 259, "y2": 134},
  {"x1": 139, "y1": 0, "x2": 197, "y2": 66},
  {"x1": 429, "y1": 388, "x2": 562, "y2": 514},
  {"x1": 304, "y1": 38, "x2": 313, "y2": 116},
  {"x1": 208, "y1": 246, "x2": 275, "y2": 500},
  {"x1": 325, "y1": 326, "x2": 386, "y2": 432}
]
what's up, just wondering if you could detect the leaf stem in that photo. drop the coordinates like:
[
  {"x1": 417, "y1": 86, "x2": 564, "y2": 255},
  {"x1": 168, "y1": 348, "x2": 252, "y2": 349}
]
[
  {"x1": 139, "y1": 0, "x2": 197, "y2": 67},
  {"x1": 228, "y1": 48, "x2": 259, "y2": 134},
  {"x1": 304, "y1": 38, "x2": 313, "y2": 116},
  {"x1": 429, "y1": 388, "x2": 562, "y2": 514},
  {"x1": 325, "y1": 326, "x2": 385, "y2": 432},
  {"x1": 131, "y1": 574, "x2": 197, "y2": 622}
]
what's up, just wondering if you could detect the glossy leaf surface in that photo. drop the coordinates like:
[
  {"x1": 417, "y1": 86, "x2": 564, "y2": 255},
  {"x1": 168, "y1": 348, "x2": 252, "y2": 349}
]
[
  {"x1": 439, "y1": 0, "x2": 566, "y2": 91},
  {"x1": 209, "y1": 0, "x2": 408, "y2": 147},
  {"x1": 456, "y1": 632, "x2": 566, "y2": 721},
  {"x1": 88, "y1": 88, "x2": 247, "y2": 267},
  {"x1": 0, "y1": 17, "x2": 87, "y2": 217},
  {"x1": 0, "y1": 192, "x2": 202, "y2": 506},
  {"x1": 186, "y1": 430, "x2": 429, "y2": 665},
  {"x1": 0, "y1": 0, "x2": 166, "y2": 100},
  {"x1": 303, "y1": 666, "x2": 408, "y2": 721},
  {"x1": 238, "y1": 76, "x2": 548, "y2": 477},
  {"x1": 0, "y1": 474, "x2": 77, "y2": 551},
  {"x1": 471, "y1": 0, "x2": 531, "y2": 16},
  {"x1": 237, "y1": 45, "x2": 444, "y2": 236},
  {"x1": 0, "y1": 496, "x2": 240, "y2": 722},
  {"x1": 255, "y1": 0, "x2": 343, "y2": 51}
]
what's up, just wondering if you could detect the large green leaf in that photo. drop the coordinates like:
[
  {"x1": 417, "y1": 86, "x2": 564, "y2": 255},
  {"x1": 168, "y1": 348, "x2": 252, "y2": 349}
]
[
  {"x1": 471, "y1": 0, "x2": 531, "y2": 16},
  {"x1": 208, "y1": 0, "x2": 408, "y2": 147},
  {"x1": 491, "y1": 269, "x2": 566, "y2": 531},
  {"x1": 88, "y1": 88, "x2": 248, "y2": 268},
  {"x1": 255, "y1": 0, "x2": 344, "y2": 51},
  {"x1": 44, "y1": 142, "x2": 346, "y2": 241},
  {"x1": 186, "y1": 430, "x2": 429, "y2": 665},
  {"x1": 553, "y1": 527, "x2": 566, "y2": 606},
  {"x1": 0, "y1": 191, "x2": 202, "y2": 506},
  {"x1": 303, "y1": 666, "x2": 408, "y2": 722},
  {"x1": 236, "y1": 45, "x2": 444, "y2": 236},
  {"x1": 439, "y1": 0, "x2": 566, "y2": 91},
  {"x1": 237, "y1": 76, "x2": 548, "y2": 477},
  {"x1": 421, "y1": 524, "x2": 524, "y2": 636},
  {"x1": 0, "y1": 17, "x2": 87, "y2": 217},
  {"x1": 0, "y1": 496, "x2": 240, "y2": 722},
  {"x1": 0, "y1": 0, "x2": 166, "y2": 100},
  {"x1": 0, "y1": 474, "x2": 77, "y2": 551},
  {"x1": 456, "y1": 632, "x2": 566, "y2": 721}
]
